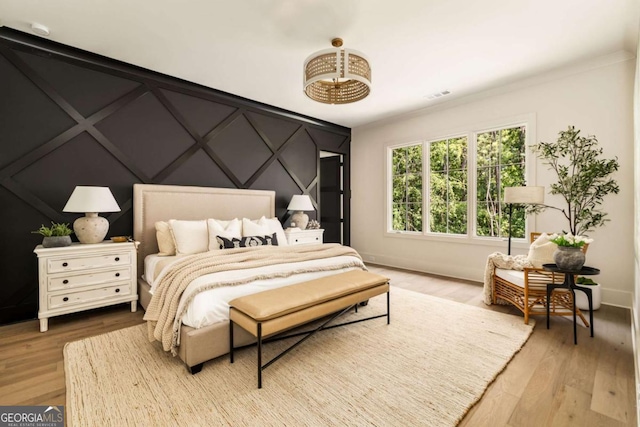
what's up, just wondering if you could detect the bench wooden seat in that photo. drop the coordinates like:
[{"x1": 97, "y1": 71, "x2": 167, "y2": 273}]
[{"x1": 229, "y1": 270, "x2": 390, "y2": 388}]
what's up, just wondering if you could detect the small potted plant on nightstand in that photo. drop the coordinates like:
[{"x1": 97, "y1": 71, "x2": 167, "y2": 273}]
[
  {"x1": 575, "y1": 277, "x2": 601, "y2": 311},
  {"x1": 32, "y1": 222, "x2": 74, "y2": 248}
]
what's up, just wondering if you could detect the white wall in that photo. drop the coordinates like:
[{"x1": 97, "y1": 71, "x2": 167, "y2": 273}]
[
  {"x1": 352, "y1": 55, "x2": 635, "y2": 307},
  {"x1": 632, "y1": 38, "x2": 640, "y2": 410}
]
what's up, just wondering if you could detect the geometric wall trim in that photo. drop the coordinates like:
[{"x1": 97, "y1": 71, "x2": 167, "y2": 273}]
[{"x1": 0, "y1": 28, "x2": 351, "y2": 325}]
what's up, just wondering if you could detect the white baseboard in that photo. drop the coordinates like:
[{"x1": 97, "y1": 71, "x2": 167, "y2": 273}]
[
  {"x1": 601, "y1": 288, "x2": 633, "y2": 309},
  {"x1": 359, "y1": 251, "x2": 482, "y2": 284}
]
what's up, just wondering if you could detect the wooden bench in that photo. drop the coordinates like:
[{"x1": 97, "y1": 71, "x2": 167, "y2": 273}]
[{"x1": 228, "y1": 270, "x2": 390, "y2": 388}]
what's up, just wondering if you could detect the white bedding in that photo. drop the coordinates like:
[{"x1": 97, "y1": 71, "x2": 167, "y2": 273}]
[
  {"x1": 145, "y1": 253, "x2": 362, "y2": 329},
  {"x1": 144, "y1": 254, "x2": 176, "y2": 284}
]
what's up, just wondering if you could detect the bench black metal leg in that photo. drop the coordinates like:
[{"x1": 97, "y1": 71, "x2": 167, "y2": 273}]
[
  {"x1": 258, "y1": 323, "x2": 263, "y2": 389},
  {"x1": 229, "y1": 320, "x2": 234, "y2": 363},
  {"x1": 387, "y1": 291, "x2": 390, "y2": 324},
  {"x1": 240, "y1": 290, "x2": 391, "y2": 389}
]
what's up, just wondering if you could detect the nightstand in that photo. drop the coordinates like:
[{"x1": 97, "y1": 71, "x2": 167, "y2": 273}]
[
  {"x1": 284, "y1": 228, "x2": 324, "y2": 245},
  {"x1": 34, "y1": 241, "x2": 138, "y2": 332}
]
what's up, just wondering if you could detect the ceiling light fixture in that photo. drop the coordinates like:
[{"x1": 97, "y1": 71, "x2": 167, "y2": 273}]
[
  {"x1": 303, "y1": 38, "x2": 371, "y2": 105},
  {"x1": 31, "y1": 23, "x2": 50, "y2": 37}
]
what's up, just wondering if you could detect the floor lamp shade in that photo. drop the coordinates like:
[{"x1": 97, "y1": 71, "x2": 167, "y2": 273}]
[
  {"x1": 63, "y1": 186, "x2": 121, "y2": 244},
  {"x1": 503, "y1": 186, "x2": 545, "y2": 204},
  {"x1": 287, "y1": 195, "x2": 314, "y2": 230},
  {"x1": 503, "y1": 186, "x2": 544, "y2": 255}
]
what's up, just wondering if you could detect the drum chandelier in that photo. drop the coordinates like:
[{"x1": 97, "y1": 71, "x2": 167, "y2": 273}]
[{"x1": 303, "y1": 38, "x2": 371, "y2": 104}]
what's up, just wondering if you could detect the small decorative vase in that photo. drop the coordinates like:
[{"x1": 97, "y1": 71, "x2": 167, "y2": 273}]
[
  {"x1": 553, "y1": 246, "x2": 585, "y2": 271},
  {"x1": 42, "y1": 236, "x2": 72, "y2": 248}
]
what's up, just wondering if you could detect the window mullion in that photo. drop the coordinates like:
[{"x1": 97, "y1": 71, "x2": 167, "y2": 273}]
[
  {"x1": 423, "y1": 141, "x2": 429, "y2": 235},
  {"x1": 444, "y1": 139, "x2": 451, "y2": 234},
  {"x1": 404, "y1": 150, "x2": 408, "y2": 231},
  {"x1": 469, "y1": 131, "x2": 477, "y2": 238}
]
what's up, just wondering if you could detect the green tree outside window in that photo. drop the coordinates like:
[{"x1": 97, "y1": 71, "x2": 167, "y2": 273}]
[
  {"x1": 391, "y1": 144, "x2": 423, "y2": 232},
  {"x1": 428, "y1": 137, "x2": 468, "y2": 234},
  {"x1": 389, "y1": 125, "x2": 526, "y2": 239},
  {"x1": 475, "y1": 126, "x2": 526, "y2": 238}
]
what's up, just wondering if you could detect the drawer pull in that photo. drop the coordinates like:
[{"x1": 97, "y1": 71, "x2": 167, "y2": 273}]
[
  {"x1": 62, "y1": 262, "x2": 68, "y2": 267},
  {"x1": 63, "y1": 279, "x2": 69, "y2": 284},
  {"x1": 115, "y1": 273, "x2": 120, "y2": 277},
  {"x1": 63, "y1": 297, "x2": 69, "y2": 302},
  {"x1": 115, "y1": 288, "x2": 120, "y2": 293},
  {"x1": 115, "y1": 257, "x2": 120, "y2": 262}
]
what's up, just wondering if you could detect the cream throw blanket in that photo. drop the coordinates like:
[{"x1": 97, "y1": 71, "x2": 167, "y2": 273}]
[
  {"x1": 483, "y1": 252, "x2": 533, "y2": 305},
  {"x1": 144, "y1": 244, "x2": 365, "y2": 354}
]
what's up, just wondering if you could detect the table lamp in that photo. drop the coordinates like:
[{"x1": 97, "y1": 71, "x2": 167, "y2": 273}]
[
  {"x1": 287, "y1": 195, "x2": 314, "y2": 230},
  {"x1": 503, "y1": 186, "x2": 544, "y2": 255},
  {"x1": 63, "y1": 186, "x2": 121, "y2": 244}
]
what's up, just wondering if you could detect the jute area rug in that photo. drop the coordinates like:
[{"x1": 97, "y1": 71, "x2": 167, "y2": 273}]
[{"x1": 64, "y1": 287, "x2": 533, "y2": 427}]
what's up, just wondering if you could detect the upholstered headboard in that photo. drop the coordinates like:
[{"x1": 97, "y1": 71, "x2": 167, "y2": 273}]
[{"x1": 133, "y1": 184, "x2": 276, "y2": 276}]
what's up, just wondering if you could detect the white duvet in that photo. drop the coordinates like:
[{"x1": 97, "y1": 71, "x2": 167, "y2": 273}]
[{"x1": 145, "y1": 253, "x2": 363, "y2": 329}]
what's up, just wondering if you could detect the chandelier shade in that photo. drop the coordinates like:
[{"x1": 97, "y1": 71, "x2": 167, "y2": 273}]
[{"x1": 303, "y1": 38, "x2": 371, "y2": 105}]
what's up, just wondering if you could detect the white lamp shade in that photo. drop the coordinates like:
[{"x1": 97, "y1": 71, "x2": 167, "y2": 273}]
[
  {"x1": 287, "y1": 195, "x2": 314, "y2": 211},
  {"x1": 503, "y1": 186, "x2": 544, "y2": 204},
  {"x1": 63, "y1": 186, "x2": 121, "y2": 213}
]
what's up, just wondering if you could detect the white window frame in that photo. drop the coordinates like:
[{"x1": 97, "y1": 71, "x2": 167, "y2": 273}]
[{"x1": 384, "y1": 113, "x2": 537, "y2": 247}]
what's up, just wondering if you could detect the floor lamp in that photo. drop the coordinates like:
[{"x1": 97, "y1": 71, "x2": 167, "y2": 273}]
[{"x1": 503, "y1": 186, "x2": 544, "y2": 255}]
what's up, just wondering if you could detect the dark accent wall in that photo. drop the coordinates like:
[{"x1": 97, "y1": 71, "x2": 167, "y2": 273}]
[{"x1": 0, "y1": 28, "x2": 351, "y2": 326}]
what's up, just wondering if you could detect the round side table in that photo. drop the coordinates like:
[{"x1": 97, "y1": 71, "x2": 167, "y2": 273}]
[{"x1": 542, "y1": 263, "x2": 600, "y2": 345}]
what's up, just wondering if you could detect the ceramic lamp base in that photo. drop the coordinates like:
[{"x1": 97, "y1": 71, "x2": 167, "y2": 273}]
[
  {"x1": 291, "y1": 211, "x2": 309, "y2": 230},
  {"x1": 74, "y1": 213, "x2": 109, "y2": 244}
]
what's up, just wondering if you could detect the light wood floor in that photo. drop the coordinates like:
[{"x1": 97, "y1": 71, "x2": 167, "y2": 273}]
[{"x1": 0, "y1": 265, "x2": 636, "y2": 426}]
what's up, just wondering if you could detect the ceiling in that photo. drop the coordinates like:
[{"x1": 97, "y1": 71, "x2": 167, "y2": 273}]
[{"x1": 1, "y1": 0, "x2": 638, "y2": 128}]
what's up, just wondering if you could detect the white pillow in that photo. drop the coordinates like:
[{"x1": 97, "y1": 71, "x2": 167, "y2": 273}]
[
  {"x1": 241, "y1": 217, "x2": 287, "y2": 246},
  {"x1": 168, "y1": 219, "x2": 209, "y2": 255},
  {"x1": 527, "y1": 232, "x2": 558, "y2": 268},
  {"x1": 155, "y1": 221, "x2": 176, "y2": 256},
  {"x1": 261, "y1": 217, "x2": 288, "y2": 246},
  {"x1": 242, "y1": 217, "x2": 271, "y2": 237},
  {"x1": 207, "y1": 218, "x2": 242, "y2": 251}
]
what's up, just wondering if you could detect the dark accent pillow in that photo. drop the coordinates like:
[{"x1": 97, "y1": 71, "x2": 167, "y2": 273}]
[{"x1": 216, "y1": 233, "x2": 279, "y2": 249}]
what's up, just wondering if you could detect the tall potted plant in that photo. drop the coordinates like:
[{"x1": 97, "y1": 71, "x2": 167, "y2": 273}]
[
  {"x1": 532, "y1": 126, "x2": 619, "y2": 310},
  {"x1": 531, "y1": 126, "x2": 619, "y2": 236}
]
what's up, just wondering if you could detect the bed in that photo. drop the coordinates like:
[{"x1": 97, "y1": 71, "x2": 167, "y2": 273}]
[{"x1": 133, "y1": 183, "x2": 365, "y2": 372}]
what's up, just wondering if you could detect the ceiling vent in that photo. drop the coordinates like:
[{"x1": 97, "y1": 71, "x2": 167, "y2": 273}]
[{"x1": 426, "y1": 90, "x2": 451, "y2": 100}]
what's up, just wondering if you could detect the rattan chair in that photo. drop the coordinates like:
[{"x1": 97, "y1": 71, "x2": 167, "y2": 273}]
[{"x1": 492, "y1": 232, "x2": 590, "y2": 325}]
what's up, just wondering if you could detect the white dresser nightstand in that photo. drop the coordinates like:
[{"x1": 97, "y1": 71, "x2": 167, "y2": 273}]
[
  {"x1": 284, "y1": 228, "x2": 324, "y2": 245},
  {"x1": 34, "y1": 241, "x2": 138, "y2": 332}
]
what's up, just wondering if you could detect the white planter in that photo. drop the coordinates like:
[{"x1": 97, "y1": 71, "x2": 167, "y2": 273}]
[{"x1": 574, "y1": 283, "x2": 601, "y2": 311}]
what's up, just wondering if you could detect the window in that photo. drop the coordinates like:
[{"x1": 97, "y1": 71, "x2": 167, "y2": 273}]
[
  {"x1": 475, "y1": 126, "x2": 526, "y2": 238},
  {"x1": 391, "y1": 144, "x2": 423, "y2": 232},
  {"x1": 428, "y1": 136, "x2": 468, "y2": 234},
  {"x1": 387, "y1": 122, "x2": 529, "y2": 241}
]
